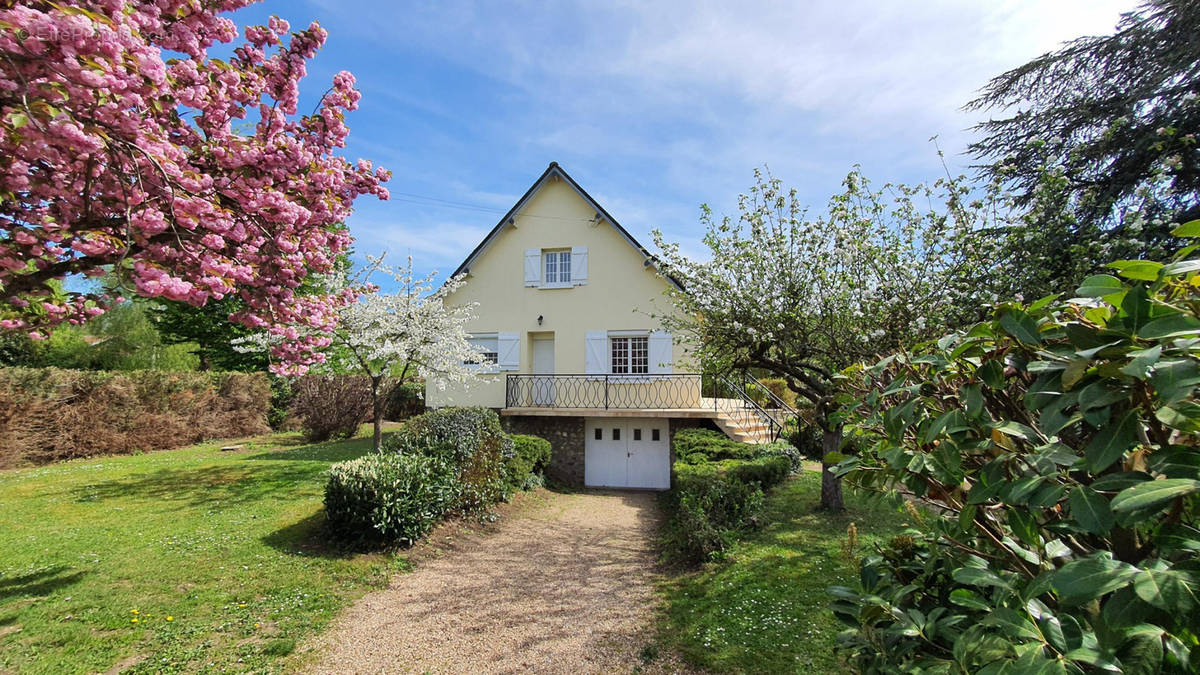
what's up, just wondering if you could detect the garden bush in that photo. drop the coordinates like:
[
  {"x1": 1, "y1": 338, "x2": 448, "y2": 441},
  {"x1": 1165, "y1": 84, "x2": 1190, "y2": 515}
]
[
  {"x1": 382, "y1": 380, "x2": 425, "y2": 420},
  {"x1": 783, "y1": 417, "x2": 824, "y2": 461},
  {"x1": 662, "y1": 427, "x2": 794, "y2": 563},
  {"x1": 673, "y1": 427, "x2": 758, "y2": 464},
  {"x1": 748, "y1": 376, "x2": 798, "y2": 409},
  {"x1": 664, "y1": 465, "x2": 766, "y2": 563},
  {"x1": 0, "y1": 367, "x2": 269, "y2": 467},
  {"x1": 323, "y1": 451, "x2": 459, "y2": 545},
  {"x1": 290, "y1": 373, "x2": 372, "y2": 442},
  {"x1": 386, "y1": 406, "x2": 514, "y2": 515},
  {"x1": 833, "y1": 232, "x2": 1200, "y2": 673},
  {"x1": 752, "y1": 439, "x2": 805, "y2": 473},
  {"x1": 504, "y1": 434, "x2": 552, "y2": 492}
]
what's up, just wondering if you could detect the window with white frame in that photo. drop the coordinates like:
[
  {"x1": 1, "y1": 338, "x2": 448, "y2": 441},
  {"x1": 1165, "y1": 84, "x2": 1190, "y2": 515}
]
[
  {"x1": 610, "y1": 335, "x2": 649, "y2": 374},
  {"x1": 464, "y1": 335, "x2": 498, "y2": 365},
  {"x1": 543, "y1": 250, "x2": 571, "y2": 286}
]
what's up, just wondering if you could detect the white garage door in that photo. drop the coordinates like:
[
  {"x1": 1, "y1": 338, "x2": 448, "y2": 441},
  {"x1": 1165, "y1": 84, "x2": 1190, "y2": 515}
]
[{"x1": 584, "y1": 418, "x2": 670, "y2": 490}]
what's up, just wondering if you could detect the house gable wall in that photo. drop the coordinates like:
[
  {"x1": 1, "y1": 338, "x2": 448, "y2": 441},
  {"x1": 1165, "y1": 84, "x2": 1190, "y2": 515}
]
[{"x1": 428, "y1": 174, "x2": 690, "y2": 408}]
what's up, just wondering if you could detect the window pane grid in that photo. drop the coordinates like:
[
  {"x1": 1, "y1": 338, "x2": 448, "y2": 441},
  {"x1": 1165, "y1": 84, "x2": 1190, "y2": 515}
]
[
  {"x1": 558, "y1": 251, "x2": 570, "y2": 282},
  {"x1": 611, "y1": 337, "x2": 629, "y2": 374},
  {"x1": 630, "y1": 336, "x2": 648, "y2": 374},
  {"x1": 610, "y1": 336, "x2": 648, "y2": 374},
  {"x1": 543, "y1": 250, "x2": 571, "y2": 284}
]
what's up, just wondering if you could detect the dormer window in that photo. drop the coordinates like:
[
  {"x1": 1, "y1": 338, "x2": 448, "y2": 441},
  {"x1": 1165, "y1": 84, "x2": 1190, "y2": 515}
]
[{"x1": 543, "y1": 250, "x2": 572, "y2": 287}]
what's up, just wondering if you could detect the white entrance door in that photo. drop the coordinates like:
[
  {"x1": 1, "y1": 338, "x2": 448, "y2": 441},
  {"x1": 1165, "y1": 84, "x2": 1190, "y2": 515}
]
[
  {"x1": 584, "y1": 418, "x2": 670, "y2": 490},
  {"x1": 531, "y1": 336, "x2": 555, "y2": 406}
]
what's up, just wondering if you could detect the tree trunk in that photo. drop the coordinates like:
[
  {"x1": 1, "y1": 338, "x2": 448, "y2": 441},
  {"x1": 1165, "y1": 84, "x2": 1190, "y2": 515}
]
[
  {"x1": 820, "y1": 426, "x2": 845, "y2": 511},
  {"x1": 370, "y1": 375, "x2": 384, "y2": 453}
]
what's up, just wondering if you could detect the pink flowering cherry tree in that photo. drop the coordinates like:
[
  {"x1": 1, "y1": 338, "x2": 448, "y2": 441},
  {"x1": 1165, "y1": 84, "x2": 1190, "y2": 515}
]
[{"x1": 0, "y1": 1, "x2": 389, "y2": 373}]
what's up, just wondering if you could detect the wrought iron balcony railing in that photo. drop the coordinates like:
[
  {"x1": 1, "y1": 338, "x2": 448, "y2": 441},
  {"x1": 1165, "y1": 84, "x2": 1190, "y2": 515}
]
[
  {"x1": 504, "y1": 373, "x2": 791, "y2": 442},
  {"x1": 505, "y1": 373, "x2": 704, "y2": 410}
]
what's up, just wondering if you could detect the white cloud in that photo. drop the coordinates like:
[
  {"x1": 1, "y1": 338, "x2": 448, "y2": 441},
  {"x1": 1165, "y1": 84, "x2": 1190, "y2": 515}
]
[{"x1": 300, "y1": 0, "x2": 1136, "y2": 281}]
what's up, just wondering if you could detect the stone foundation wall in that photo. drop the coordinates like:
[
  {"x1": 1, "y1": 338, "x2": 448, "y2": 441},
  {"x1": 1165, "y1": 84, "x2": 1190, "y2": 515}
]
[{"x1": 502, "y1": 415, "x2": 586, "y2": 486}]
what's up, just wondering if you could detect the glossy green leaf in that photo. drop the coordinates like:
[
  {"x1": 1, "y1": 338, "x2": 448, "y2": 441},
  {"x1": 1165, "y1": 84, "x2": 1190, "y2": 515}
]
[
  {"x1": 1061, "y1": 359, "x2": 1090, "y2": 389},
  {"x1": 1000, "y1": 308, "x2": 1041, "y2": 344},
  {"x1": 1139, "y1": 314, "x2": 1200, "y2": 340},
  {"x1": 978, "y1": 359, "x2": 1006, "y2": 390},
  {"x1": 1052, "y1": 555, "x2": 1137, "y2": 604},
  {"x1": 1119, "y1": 285, "x2": 1151, "y2": 333},
  {"x1": 1132, "y1": 567, "x2": 1200, "y2": 613},
  {"x1": 1084, "y1": 409, "x2": 1141, "y2": 472},
  {"x1": 1155, "y1": 401, "x2": 1200, "y2": 433},
  {"x1": 981, "y1": 608, "x2": 1041, "y2": 641},
  {"x1": 1109, "y1": 260, "x2": 1163, "y2": 281},
  {"x1": 1069, "y1": 486, "x2": 1114, "y2": 535},
  {"x1": 1148, "y1": 358, "x2": 1200, "y2": 404},
  {"x1": 1075, "y1": 274, "x2": 1123, "y2": 298},
  {"x1": 952, "y1": 566, "x2": 1010, "y2": 590},
  {"x1": 949, "y1": 588, "x2": 991, "y2": 611},
  {"x1": 1170, "y1": 219, "x2": 1200, "y2": 237},
  {"x1": 1120, "y1": 345, "x2": 1161, "y2": 379},
  {"x1": 1110, "y1": 479, "x2": 1200, "y2": 513}
]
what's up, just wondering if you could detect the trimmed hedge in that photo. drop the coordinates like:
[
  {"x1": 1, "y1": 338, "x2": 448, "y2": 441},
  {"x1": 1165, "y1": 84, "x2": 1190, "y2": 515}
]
[
  {"x1": 662, "y1": 449, "x2": 794, "y2": 563},
  {"x1": 504, "y1": 434, "x2": 552, "y2": 492},
  {"x1": 673, "y1": 428, "x2": 758, "y2": 465},
  {"x1": 324, "y1": 451, "x2": 459, "y2": 546},
  {"x1": 0, "y1": 367, "x2": 269, "y2": 467}
]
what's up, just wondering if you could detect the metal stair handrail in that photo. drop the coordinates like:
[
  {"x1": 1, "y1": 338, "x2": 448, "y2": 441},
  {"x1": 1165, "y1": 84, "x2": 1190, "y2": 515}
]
[
  {"x1": 712, "y1": 374, "x2": 784, "y2": 442},
  {"x1": 742, "y1": 372, "x2": 798, "y2": 416}
]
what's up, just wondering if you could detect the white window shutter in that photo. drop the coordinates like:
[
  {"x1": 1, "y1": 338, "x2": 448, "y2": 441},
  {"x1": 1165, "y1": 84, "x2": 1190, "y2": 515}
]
[
  {"x1": 524, "y1": 249, "x2": 540, "y2": 287},
  {"x1": 497, "y1": 333, "x2": 520, "y2": 371},
  {"x1": 585, "y1": 330, "x2": 607, "y2": 374},
  {"x1": 648, "y1": 331, "x2": 673, "y2": 374},
  {"x1": 571, "y1": 246, "x2": 588, "y2": 285}
]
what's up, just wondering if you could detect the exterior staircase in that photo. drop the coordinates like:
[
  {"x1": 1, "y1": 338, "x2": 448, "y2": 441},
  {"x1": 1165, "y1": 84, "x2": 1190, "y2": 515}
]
[
  {"x1": 710, "y1": 402, "x2": 784, "y2": 444},
  {"x1": 704, "y1": 373, "x2": 799, "y2": 445}
]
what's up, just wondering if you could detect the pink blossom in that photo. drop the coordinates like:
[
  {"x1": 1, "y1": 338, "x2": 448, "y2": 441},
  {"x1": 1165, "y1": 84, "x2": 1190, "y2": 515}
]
[{"x1": 0, "y1": 2, "x2": 388, "y2": 371}]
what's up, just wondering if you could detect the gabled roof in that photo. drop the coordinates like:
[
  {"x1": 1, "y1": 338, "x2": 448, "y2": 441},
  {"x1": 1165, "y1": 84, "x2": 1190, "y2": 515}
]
[{"x1": 449, "y1": 162, "x2": 683, "y2": 290}]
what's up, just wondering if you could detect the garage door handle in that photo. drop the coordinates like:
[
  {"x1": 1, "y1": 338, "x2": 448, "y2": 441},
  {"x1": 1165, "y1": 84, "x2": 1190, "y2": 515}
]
[{"x1": 627, "y1": 452, "x2": 631, "y2": 457}]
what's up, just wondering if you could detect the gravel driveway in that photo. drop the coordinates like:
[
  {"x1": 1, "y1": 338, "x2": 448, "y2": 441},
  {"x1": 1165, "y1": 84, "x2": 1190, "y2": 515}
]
[{"x1": 303, "y1": 490, "x2": 691, "y2": 674}]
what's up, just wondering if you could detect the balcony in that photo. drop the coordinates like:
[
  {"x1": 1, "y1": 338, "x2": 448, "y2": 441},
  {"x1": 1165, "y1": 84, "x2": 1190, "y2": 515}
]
[
  {"x1": 505, "y1": 373, "x2": 704, "y2": 412},
  {"x1": 503, "y1": 373, "x2": 796, "y2": 443}
]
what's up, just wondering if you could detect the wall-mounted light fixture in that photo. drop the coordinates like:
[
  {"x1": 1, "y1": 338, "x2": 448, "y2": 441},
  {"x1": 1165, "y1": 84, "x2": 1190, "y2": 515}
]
[{"x1": 537, "y1": 315, "x2": 544, "y2": 326}]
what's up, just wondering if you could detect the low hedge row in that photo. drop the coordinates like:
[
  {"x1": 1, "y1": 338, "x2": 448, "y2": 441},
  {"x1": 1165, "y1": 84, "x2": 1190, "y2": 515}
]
[
  {"x1": 323, "y1": 407, "x2": 550, "y2": 546},
  {"x1": 674, "y1": 427, "x2": 804, "y2": 472},
  {"x1": 662, "y1": 432, "x2": 797, "y2": 563}
]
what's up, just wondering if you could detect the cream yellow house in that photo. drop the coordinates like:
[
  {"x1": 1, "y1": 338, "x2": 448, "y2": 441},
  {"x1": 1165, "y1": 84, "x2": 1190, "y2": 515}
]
[{"x1": 427, "y1": 163, "x2": 786, "y2": 489}]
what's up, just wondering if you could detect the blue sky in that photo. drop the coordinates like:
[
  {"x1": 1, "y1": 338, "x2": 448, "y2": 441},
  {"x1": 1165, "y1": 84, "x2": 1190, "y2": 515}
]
[{"x1": 232, "y1": 0, "x2": 1135, "y2": 285}]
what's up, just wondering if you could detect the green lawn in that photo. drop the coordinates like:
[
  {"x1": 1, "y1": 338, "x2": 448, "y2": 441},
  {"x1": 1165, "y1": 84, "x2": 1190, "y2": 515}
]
[
  {"x1": 0, "y1": 429, "x2": 403, "y2": 674},
  {"x1": 658, "y1": 471, "x2": 911, "y2": 673}
]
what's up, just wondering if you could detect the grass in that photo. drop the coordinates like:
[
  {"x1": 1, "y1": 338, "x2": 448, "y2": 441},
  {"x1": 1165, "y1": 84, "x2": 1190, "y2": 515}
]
[
  {"x1": 0, "y1": 426, "x2": 406, "y2": 674},
  {"x1": 658, "y1": 471, "x2": 911, "y2": 673}
]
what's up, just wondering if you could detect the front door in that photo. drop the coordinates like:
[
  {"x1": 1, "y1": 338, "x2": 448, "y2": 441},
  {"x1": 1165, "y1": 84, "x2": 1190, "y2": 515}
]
[
  {"x1": 531, "y1": 336, "x2": 555, "y2": 406},
  {"x1": 584, "y1": 418, "x2": 670, "y2": 490}
]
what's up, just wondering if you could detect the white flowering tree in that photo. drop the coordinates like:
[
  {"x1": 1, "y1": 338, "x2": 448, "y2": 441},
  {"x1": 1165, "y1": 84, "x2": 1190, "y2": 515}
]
[
  {"x1": 237, "y1": 256, "x2": 484, "y2": 452},
  {"x1": 653, "y1": 168, "x2": 992, "y2": 510},
  {"x1": 327, "y1": 257, "x2": 484, "y2": 452}
]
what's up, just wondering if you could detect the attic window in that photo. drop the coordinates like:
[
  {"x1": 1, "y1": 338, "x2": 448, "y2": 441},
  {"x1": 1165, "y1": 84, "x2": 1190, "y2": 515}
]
[{"x1": 543, "y1": 250, "x2": 571, "y2": 286}]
